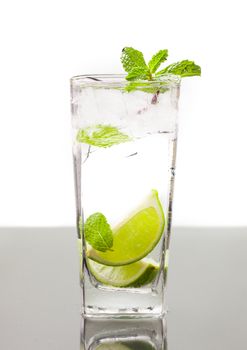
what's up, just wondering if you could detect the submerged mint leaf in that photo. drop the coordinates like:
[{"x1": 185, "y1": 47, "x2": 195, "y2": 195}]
[
  {"x1": 148, "y1": 49, "x2": 168, "y2": 74},
  {"x1": 156, "y1": 60, "x2": 201, "y2": 78},
  {"x1": 84, "y1": 213, "x2": 113, "y2": 252},
  {"x1": 125, "y1": 81, "x2": 155, "y2": 93},
  {"x1": 77, "y1": 125, "x2": 131, "y2": 148},
  {"x1": 125, "y1": 81, "x2": 168, "y2": 94}
]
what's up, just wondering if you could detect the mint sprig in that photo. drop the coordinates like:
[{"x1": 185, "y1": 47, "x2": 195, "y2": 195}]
[
  {"x1": 77, "y1": 124, "x2": 131, "y2": 148},
  {"x1": 155, "y1": 60, "x2": 201, "y2": 78},
  {"x1": 121, "y1": 47, "x2": 201, "y2": 84},
  {"x1": 84, "y1": 212, "x2": 113, "y2": 252}
]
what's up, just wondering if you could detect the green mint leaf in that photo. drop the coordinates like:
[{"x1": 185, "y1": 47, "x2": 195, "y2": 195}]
[
  {"x1": 84, "y1": 212, "x2": 113, "y2": 252},
  {"x1": 121, "y1": 47, "x2": 151, "y2": 80},
  {"x1": 148, "y1": 49, "x2": 168, "y2": 73},
  {"x1": 126, "y1": 67, "x2": 150, "y2": 81},
  {"x1": 125, "y1": 81, "x2": 155, "y2": 93},
  {"x1": 121, "y1": 47, "x2": 148, "y2": 73},
  {"x1": 77, "y1": 124, "x2": 131, "y2": 148},
  {"x1": 125, "y1": 81, "x2": 168, "y2": 94},
  {"x1": 156, "y1": 60, "x2": 201, "y2": 77}
]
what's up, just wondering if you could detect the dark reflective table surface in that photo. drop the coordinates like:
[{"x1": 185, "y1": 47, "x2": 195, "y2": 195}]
[{"x1": 0, "y1": 227, "x2": 246, "y2": 350}]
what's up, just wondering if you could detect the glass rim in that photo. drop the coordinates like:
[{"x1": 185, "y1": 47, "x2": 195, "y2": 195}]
[{"x1": 70, "y1": 74, "x2": 181, "y2": 89}]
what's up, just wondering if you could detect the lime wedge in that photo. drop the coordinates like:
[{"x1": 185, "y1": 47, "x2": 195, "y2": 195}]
[
  {"x1": 88, "y1": 258, "x2": 159, "y2": 287},
  {"x1": 87, "y1": 189, "x2": 165, "y2": 266}
]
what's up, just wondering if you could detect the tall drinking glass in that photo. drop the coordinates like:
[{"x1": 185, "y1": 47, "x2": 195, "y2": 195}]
[{"x1": 71, "y1": 75, "x2": 180, "y2": 318}]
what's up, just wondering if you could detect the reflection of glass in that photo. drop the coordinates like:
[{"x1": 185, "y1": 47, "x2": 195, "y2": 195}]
[
  {"x1": 82, "y1": 317, "x2": 167, "y2": 350},
  {"x1": 71, "y1": 75, "x2": 180, "y2": 317}
]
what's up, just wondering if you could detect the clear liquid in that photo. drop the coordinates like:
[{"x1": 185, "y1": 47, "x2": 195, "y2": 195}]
[{"x1": 76, "y1": 132, "x2": 177, "y2": 316}]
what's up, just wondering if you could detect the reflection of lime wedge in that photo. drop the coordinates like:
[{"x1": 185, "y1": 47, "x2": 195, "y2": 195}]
[
  {"x1": 124, "y1": 341, "x2": 156, "y2": 350},
  {"x1": 94, "y1": 341, "x2": 156, "y2": 350},
  {"x1": 94, "y1": 343, "x2": 131, "y2": 350},
  {"x1": 87, "y1": 189, "x2": 165, "y2": 266},
  {"x1": 88, "y1": 258, "x2": 159, "y2": 287}
]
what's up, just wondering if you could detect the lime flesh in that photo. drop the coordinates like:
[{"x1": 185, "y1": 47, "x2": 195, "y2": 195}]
[
  {"x1": 87, "y1": 189, "x2": 165, "y2": 266},
  {"x1": 87, "y1": 258, "x2": 159, "y2": 288}
]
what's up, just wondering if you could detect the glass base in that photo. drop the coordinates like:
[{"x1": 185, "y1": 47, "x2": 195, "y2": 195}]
[{"x1": 81, "y1": 271, "x2": 167, "y2": 319}]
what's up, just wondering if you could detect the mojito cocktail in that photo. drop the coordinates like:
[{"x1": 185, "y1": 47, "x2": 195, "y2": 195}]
[{"x1": 71, "y1": 74, "x2": 180, "y2": 317}]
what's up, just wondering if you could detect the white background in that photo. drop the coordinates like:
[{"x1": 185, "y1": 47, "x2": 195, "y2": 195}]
[{"x1": 0, "y1": 0, "x2": 246, "y2": 227}]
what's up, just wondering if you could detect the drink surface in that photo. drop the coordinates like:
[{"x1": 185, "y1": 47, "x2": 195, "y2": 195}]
[{"x1": 71, "y1": 82, "x2": 179, "y2": 315}]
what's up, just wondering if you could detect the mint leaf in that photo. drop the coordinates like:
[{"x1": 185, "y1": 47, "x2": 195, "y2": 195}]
[
  {"x1": 148, "y1": 49, "x2": 168, "y2": 74},
  {"x1": 121, "y1": 47, "x2": 151, "y2": 81},
  {"x1": 125, "y1": 81, "x2": 168, "y2": 93},
  {"x1": 156, "y1": 60, "x2": 201, "y2": 77},
  {"x1": 77, "y1": 124, "x2": 131, "y2": 148},
  {"x1": 84, "y1": 213, "x2": 113, "y2": 252},
  {"x1": 125, "y1": 81, "x2": 156, "y2": 93},
  {"x1": 126, "y1": 67, "x2": 149, "y2": 81},
  {"x1": 121, "y1": 47, "x2": 148, "y2": 73}
]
